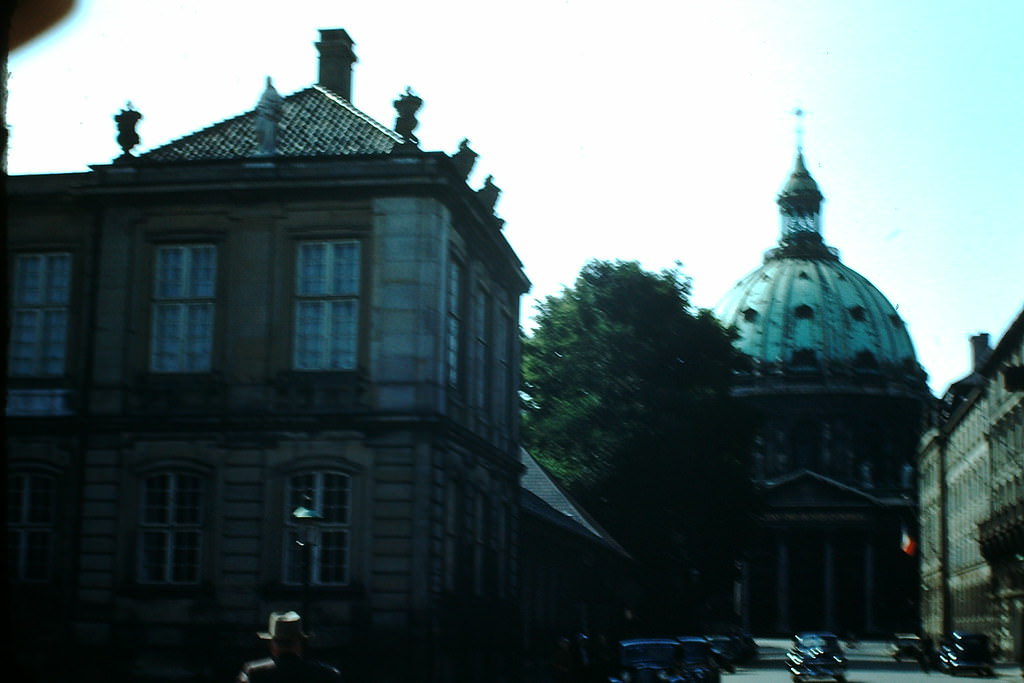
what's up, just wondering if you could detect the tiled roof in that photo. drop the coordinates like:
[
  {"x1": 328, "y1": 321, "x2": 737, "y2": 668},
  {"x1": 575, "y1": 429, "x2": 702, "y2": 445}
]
[
  {"x1": 519, "y1": 449, "x2": 630, "y2": 557},
  {"x1": 141, "y1": 86, "x2": 404, "y2": 162}
]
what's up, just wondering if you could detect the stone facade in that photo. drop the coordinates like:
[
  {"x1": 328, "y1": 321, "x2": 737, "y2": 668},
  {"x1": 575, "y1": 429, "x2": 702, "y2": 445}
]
[
  {"x1": 6, "y1": 152, "x2": 534, "y2": 680},
  {"x1": 918, "y1": 310, "x2": 1024, "y2": 661}
]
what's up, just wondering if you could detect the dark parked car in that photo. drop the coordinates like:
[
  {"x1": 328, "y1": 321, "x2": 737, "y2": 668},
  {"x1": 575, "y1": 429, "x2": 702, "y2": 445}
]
[
  {"x1": 675, "y1": 637, "x2": 723, "y2": 683},
  {"x1": 785, "y1": 632, "x2": 848, "y2": 682},
  {"x1": 705, "y1": 636, "x2": 737, "y2": 672},
  {"x1": 731, "y1": 632, "x2": 758, "y2": 663},
  {"x1": 891, "y1": 633, "x2": 925, "y2": 662},
  {"x1": 609, "y1": 638, "x2": 681, "y2": 683},
  {"x1": 937, "y1": 631, "x2": 995, "y2": 677}
]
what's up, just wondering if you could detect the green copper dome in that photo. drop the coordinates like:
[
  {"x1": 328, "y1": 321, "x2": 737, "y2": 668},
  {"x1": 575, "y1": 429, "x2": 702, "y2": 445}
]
[{"x1": 716, "y1": 153, "x2": 924, "y2": 383}]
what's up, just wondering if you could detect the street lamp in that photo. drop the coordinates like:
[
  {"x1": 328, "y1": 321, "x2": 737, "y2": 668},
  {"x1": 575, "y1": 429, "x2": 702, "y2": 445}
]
[{"x1": 291, "y1": 493, "x2": 323, "y2": 630}]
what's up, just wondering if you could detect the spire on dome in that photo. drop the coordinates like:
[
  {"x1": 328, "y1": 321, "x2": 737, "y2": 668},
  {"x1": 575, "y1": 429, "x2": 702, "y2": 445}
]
[{"x1": 777, "y1": 137, "x2": 824, "y2": 241}]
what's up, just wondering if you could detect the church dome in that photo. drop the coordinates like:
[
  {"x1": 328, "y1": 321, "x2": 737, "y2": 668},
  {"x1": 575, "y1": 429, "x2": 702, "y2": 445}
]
[{"x1": 716, "y1": 152, "x2": 924, "y2": 384}]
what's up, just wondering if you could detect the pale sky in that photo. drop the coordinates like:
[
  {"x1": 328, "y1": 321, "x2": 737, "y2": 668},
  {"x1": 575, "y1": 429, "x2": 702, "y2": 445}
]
[{"x1": 7, "y1": 0, "x2": 1024, "y2": 395}]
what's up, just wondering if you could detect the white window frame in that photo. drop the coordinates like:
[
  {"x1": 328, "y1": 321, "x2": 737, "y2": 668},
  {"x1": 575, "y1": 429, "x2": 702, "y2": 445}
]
[
  {"x1": 284, "y1": 471, "x2": 351, "y2": 586},
  {"x1": 138, "y1": 472, "x2": 204, "y2": 584},
  {"x1": 150, "y1": 245, "x2": 216, "y2": 373},
  {"x1": 293, "y1": 240, "x2": 360, "y2": 371},
  {"x1": 9, "y1": 253, "x2": 72, "y2": 377},
  {"x1": 8, "y1": 472, "x2": 56, "y2": 582}
]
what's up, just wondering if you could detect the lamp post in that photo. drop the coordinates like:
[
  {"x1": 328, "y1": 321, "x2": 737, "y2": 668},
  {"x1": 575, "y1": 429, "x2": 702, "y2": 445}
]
[{"x1": 291, "y1": 493, "x2": 323, "y2": 630}]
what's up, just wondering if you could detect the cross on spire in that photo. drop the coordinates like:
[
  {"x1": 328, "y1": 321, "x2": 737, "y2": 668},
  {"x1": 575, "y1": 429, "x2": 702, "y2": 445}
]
[{"x1": 793, "y1": 107, "x2": 806, "y2": 153}]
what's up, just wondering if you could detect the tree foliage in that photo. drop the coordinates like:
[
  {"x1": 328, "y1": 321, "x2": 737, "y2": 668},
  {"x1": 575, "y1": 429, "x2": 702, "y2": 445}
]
[{"x1": 522, "y1": 260, "x2": 758, "y2": 627}]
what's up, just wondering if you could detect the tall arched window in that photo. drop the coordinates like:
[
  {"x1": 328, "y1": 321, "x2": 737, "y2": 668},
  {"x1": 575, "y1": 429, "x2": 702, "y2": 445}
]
[
  {"x1": 8, "y1": 472, "x2": 56, "y2": 582},
  {"x1": 139, "y1": 472, "x2": 204, "y2": 584},
  {"x1": 285, "y1": 471, "x2": 351, "y2": 585}
]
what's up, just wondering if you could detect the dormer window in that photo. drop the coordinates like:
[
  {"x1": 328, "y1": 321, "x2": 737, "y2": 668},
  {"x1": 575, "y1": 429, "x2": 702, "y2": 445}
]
[
  {"x1": 743, "y1": 308, "x2": 758, "y2": 322},
  {"x1": 849, "y1": 306, "x2": 866, "y2": 321},
  {"x1": 795, "y1": 304, "x2": 814, "y2": 320}
]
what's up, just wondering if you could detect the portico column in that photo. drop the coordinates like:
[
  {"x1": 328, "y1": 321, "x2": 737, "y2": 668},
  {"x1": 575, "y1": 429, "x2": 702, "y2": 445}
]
[
  {"x1": 824, "y1": 535, "x2": 836, "y2": 631},
  {"x1": 777, "y1": 534, "x2": 790, "y2": 633},
  {"x1": 864, "y1": 540, "x2": 876, "y2": 632},
  {"x1": 740, "y1": 560, "x2": 751, "y2": 632}
]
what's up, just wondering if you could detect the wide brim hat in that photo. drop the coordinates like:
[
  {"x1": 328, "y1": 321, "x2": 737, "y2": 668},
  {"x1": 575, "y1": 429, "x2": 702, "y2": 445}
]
[{"x1": 258, "y1": 611, "x2": 308, "y2": 641}]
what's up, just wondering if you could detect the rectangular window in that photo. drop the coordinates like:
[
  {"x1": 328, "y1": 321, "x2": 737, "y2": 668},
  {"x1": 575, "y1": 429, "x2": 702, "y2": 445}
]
[
  {"x1": 495, "y1": 502, "x2": 509, "y2": 597},
  {"x1": 7, "y1": 473, "x2": 55, "y2": 582},
  {"x1": 293, "y1": 241, "x2": 360, "y2": 370},
  {"x1": 472, "y1": 285, "x2": 489, "y2": 411},
  {"x1": 492, "y1": 305, "x2": 512, "y2": 427},
  {"x1": 10, "y1": 253, "x2": 71, "y2": 376},
  {"x1": 138, "y1": 473, "x2": 203, "y2": 584},
  {"x1": 443, "y1": 480, "x2": 459, "y2": 591},
  {"x1": 446, "y1": 259, "x2": 464, "y2": 387},
  {"x1": 150, "y1": 245, "x2": 216, "y2": 372},
  {"x1": 285, "y1": 472, "x2": 351, "y2": 586},
  {"x1": 469, "y1": 489, "x2": 485, "y2": 596}
]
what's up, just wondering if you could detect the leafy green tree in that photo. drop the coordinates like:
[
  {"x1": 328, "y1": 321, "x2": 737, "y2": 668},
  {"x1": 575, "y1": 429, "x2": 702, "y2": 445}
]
[{"x1": 522, "y1": 259, "x2": 758, "y2": 629}]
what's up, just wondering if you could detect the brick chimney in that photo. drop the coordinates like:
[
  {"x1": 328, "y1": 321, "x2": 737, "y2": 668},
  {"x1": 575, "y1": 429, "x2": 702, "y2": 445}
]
[
  {"x1": 316, "y1": 29, "x2": 357, "y2": 100},
  {"x1": 970, "y1": 333, "x2": 991, "y2": 372}
]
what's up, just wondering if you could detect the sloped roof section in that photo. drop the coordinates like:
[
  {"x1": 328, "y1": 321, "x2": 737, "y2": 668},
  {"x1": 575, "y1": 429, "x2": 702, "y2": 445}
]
[
  {"x1": 141, "y1": 86, "x2": 403, "y2": 162},
  {"x1": 519, "y1": 449, "x2": 630, "y2": 558}
]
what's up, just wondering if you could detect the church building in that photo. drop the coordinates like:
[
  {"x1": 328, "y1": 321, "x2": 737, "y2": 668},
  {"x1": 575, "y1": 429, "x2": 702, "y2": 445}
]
[{"x1": 715, "y1": 145, "x2": 932, "y2": 635}]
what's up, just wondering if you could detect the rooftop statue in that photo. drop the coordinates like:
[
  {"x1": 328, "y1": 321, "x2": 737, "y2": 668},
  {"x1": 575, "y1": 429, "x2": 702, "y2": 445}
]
[
  {"x1": 393, "y1": 87, "x2": 423, "y2": 145},
  {"x1": 114, "y1": 102, "x2": 142, "y2": 160},
  {"x1": 255, "y1": 77, "x2": 285, "y2": 156},
  {"x1": 451, "y1": 138, "x2": 478, "y2": 180},
  {"x1": 476, "y1": 175, "x2": 501, "y2": 212}
]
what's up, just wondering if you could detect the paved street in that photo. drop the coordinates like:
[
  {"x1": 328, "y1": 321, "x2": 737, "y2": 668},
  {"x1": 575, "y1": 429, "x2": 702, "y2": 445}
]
[{"x1": 731, "y1": 639, "x2": 1022, "y2": 683}]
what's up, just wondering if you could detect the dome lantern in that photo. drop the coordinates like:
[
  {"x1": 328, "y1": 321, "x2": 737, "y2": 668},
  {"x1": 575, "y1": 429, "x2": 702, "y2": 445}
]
[{"x1": 777, "y1": 150, "x2": 824, "y2": 241}]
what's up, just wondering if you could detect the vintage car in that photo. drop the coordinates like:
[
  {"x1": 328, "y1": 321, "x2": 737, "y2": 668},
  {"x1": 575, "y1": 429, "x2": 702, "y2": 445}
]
[
  {"x1": 704, "y1": 635, "x2": 738, "y2": 673},
  {"x1": 890, "y1": 633, "x2": 925, "y2": 662},
  {"x1": 730, "y1": 631, "x2": 758, "y2": 663},
  {"x1": 609, "y1": 638, "x2": 683, "y2": 683},
  {"x1": 675, "y1": 637, "x2": 724, "y2": 682},
  {"x1": 936, "y1": 631, "x2": 995, "y2": 677},
  {"x1": 785, "y1": 632, "x2": 848, "y2": 682}
]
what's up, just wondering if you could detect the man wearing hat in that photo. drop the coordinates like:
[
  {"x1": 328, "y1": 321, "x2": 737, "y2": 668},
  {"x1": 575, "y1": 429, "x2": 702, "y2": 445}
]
[{"x1": 236, "y1": 611, "x2": 342, "y2": 682}]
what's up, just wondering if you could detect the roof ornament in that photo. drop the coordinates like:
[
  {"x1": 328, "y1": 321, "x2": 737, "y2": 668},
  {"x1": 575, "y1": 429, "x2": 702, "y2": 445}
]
[
  {"x1": 114, "y1": 102, "x2": 142, "y2": 161},
  {"x1": 476, "y1": 175, "x2": 501, "y2": 212},
  {"x1": 451, "y1": 139, "x2": 478, "y2": 180},
  {"x1": 393, "y1": 87, "x2": 423, "y2": 146},
  {"x1": 255, "y1": 76, "x2": 284, "y2": 156}
]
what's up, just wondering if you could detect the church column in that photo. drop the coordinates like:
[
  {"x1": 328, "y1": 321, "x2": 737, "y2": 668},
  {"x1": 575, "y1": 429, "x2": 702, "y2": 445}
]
[
  {"x1": 864, "y1": 539, "x2": 876, "y2": 632},
  {"x1": 740, "y1": 560, "x2": 751, "y2": 632},
  {"x1": 776, "y1": 533, "x2": 790, "y2": 633},
  {"x1": 824, "y1": 534, "x2": 836, "y2": 631}
]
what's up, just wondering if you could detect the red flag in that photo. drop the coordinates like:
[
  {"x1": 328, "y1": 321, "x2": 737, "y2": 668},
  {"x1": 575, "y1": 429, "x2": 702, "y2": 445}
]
[{"x1": 901, "y1": 526, "x2": 917, "y2": 556}]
